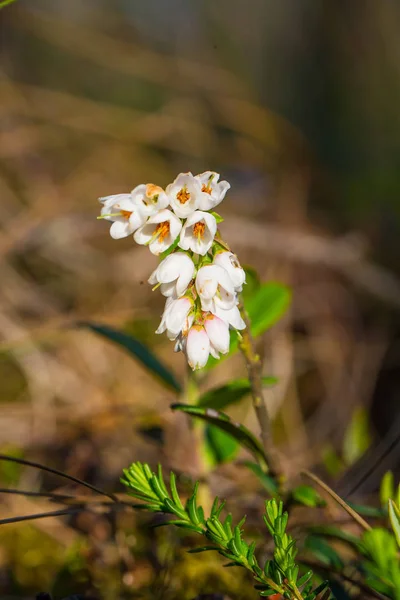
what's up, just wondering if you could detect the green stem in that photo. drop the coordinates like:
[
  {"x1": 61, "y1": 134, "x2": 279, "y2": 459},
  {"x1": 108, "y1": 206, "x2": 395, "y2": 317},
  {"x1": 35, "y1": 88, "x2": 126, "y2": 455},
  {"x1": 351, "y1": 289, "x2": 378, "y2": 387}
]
[{"x1": 238, "y1": 304, "x2": 281, "y2": 478}]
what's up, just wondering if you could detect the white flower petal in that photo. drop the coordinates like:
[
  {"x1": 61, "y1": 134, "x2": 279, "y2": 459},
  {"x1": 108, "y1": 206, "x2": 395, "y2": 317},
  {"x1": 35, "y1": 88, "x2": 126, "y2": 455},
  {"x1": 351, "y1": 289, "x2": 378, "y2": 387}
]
[
  {"x1": 204, "y1": 315, "x2": 230, "y2": 354},
  {"x1": 179, "y1": 211, "x2": 217, "y2": 255},
  {"x1": 215, "y1": 305, "x2": 246, "y2": 330},
  {"x1": 109, "y1": 220, "x2": 131, "y2": 239},
  {"x1": 186, "y1": 326, "x2": 210, "y2": 370},
  {"x1": 167, "y1": 173, "x2": 201, "y2": 218}
]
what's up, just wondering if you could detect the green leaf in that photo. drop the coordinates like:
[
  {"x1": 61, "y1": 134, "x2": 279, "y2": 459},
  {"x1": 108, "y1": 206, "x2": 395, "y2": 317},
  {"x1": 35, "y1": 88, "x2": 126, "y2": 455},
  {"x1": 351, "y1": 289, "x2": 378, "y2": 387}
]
[
  {"x1": 380, "y1": 471, "x2": 394, "y2": 509},
  {"x1": 198, "y1": 377, "x2": 277, "y2": 410},
  {"x1": 171, "y1": 404, "x2": 268, "y2": 467},
  {"x1": 388, "y1": 499, "x2": 400, "y2": 548},
  {"x1": 241, "y1": 266, "x2": 261, "y2": 302},
  {"x1": 0, "y1": 0, "x2": 18, "y2": 7},
  {"x1": 205, "y1": 282, "x2": 290, "y2": 370},
  {"x1": 292, "y1": 485, "x2": 326, "y2": 508},
  {"x1": 159, "y1": 235, "x2": 181, "y2": 260},
  {"x1": 243, "y1": 461, "x2": 278, "y2": 494},
  {"x1": 205, "y1": 425, "x2": 240, "y2": 466},
  {"x1": 210, "y1": 211, "x2": 224, "y2": 223},
  {"x1": 304, "y1": 535, "x2": 343, "y2": 569},
  {"x1": 246, "y1": 282, "x2": 291, "y2": 338},
  {"x1": 79, "y1": 321, "x2": 181, "y2": 392},
  {"x1": 342, "y1": 407, "x2": 371, "y2": 466},
  {"x1": 307, "y1": 525, "x2": 359, "y2": 549},
  {"x1": 347, "y1": 502, "x2": 385, "y2": 518}
]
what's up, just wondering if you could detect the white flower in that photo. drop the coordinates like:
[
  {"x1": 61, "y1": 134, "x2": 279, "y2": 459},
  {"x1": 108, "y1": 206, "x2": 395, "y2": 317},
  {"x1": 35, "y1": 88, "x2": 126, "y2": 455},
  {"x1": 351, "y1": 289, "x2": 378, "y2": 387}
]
[
  {"x1": 195, "y1": 264, "x2": 236, "y2": 312},
  {"x1": 179, "y1": 211, "x2": 217, "y2": 255},
  {"x1": 204, "y1": 313, "x2": 230, "y2": 356},
  {"x1": 186, "y1": 325, "x2": 210, "y2": 370},
  {"x1": 131, "y1": 183, "x2": 169, "y2": 217},
  {"x1": 134, "y1": 209, "x2": 182, "y2": 255},
  {"x1": 166, "y1": 173, "x2": 202, "y2": 218},
  {"x1": 148, "y1": 252, "x2": 195, "y2": 298},
  {"x1": 98, "y1": 193, "x2": 145, "y2": 239},
  {"x1": 156, "y1": 296, "x2": 194, "y2": 340},
  {"x1": 195, "y1": 171, "x2": 230, "y2": 211},
  {"x1": 214, "y1": 304, "x2": 246, "y2": 330},
  {"x1": 214, "y1": 251, "x2": 246, "y2": 291}
]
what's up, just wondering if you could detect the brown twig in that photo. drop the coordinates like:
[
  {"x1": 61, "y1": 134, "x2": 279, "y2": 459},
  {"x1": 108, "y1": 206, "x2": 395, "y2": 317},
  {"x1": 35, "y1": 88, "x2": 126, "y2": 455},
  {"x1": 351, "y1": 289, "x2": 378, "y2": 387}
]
[{"x1": 302, "y1": 469, "x2": 371, "y2": 531}]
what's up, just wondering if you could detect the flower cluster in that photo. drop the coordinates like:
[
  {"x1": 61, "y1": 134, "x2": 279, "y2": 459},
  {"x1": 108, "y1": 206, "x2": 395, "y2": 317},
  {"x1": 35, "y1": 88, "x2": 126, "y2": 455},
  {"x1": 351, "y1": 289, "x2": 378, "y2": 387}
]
[{"x1": 98, "y1": 171, "x2": 246, "y2": 369}]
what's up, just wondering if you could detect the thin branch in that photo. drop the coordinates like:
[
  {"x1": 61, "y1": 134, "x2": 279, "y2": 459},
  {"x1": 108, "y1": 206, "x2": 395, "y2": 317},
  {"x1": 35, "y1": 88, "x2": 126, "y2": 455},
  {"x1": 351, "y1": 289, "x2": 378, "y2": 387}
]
[
  {"x1": 301, "y1": 469, "x2": 371, "y2": 531},
  {"x1": 0, "y1": 454, "x2": 119, "y2": 503},
  {"x1": 238, "y1": 307, "x2": 281, "y2": 477},
  {"x1": 0, "y1": 508, "x2": 82, "y2": 526}
]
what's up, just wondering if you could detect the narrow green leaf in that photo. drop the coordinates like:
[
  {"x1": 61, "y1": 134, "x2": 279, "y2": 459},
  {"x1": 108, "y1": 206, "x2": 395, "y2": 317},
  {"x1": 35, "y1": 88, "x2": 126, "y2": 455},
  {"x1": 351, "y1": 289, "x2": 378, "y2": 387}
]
[
  {"x1": 246, "y1": 282, "x2": 291, "y2": 338},
  {"x1": 0, "y1": 0, "x2": 18, "y2": 7},
  {"x1": 159, "y1": 235, "x2": 181, "y2": 259},
  {"x1": 243, "y1": 461, "x2": 278, "y2": 494},
  {"x1": 388, "y1": 499, "x2": 400, "y2": 548},
  {"x1": 198, "y1": 377, "x2": 277, "y2": 410},
  {"x1": 205, "y1": 425, "x2": 239, "y2": 466},
  {"x1": 210, "y1": 211, "x2": 224, "y2": 223},
  {"x1": 380, "y1": 471, "x2": 394, "y2": 509},
  {"x1": 169, "y1": 472, "x2": 185, "y2": 511},
  {"x1": 342, "y1": 407, "x2": 371, "y2": 466},
  {"x1": 292, "y1": 484, "x2": 326, "y2": 508},
  {"x1": 305, "y1": 535, "x2": 343, "y2": 569},
  {"x1": 188, "y1": 546, "x2": 219, "y2": 553},
  {"x1": 171, "y1": 404, "x2": 268, "y2": 467},
  {"x1": 79, "y1": 321, "x2": 181, "y2": 392}
]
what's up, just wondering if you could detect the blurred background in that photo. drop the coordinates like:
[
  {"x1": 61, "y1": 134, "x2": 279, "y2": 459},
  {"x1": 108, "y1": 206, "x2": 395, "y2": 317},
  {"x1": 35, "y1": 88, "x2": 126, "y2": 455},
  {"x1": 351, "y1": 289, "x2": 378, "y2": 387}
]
[{"x1": 1, "y1": 1, "x2": 400, "y2": 598}]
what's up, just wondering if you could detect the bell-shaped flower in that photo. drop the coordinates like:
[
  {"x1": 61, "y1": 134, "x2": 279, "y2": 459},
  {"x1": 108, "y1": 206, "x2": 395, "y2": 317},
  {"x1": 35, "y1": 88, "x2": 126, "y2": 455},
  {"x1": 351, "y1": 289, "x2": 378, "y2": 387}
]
[
  {"x1": 186, "y1": 325, "x2": 210, "y2": 370},
  {"x1": 134, "y1": 209, "x2": 182, "y2": 255},
  {"x1": 98, "y1": 193, "x2": 146, "y2": 239},
  {"x1": 131, "y1": 183, "x2": 169, "y2": 217},
  {"x1": 195, "y1": 264, "x2": 236, "y2": 312},
  {"x1": 195, "y1": 171, "x2": 230, "y2": 211},
  {"x1": 214, "y1": 251, "x2": 246, "y2": 292},
  {"x1": 179, "y1": 211, "x2": 217, "y2": 256},
  {"x1": 156, "y1": 296, "x2": 194, "y2": 340},
  {"x1": 204, "y1": 313, "x2": 230, "y2": 356},
  {"x1": 148, "y1": 252, "x2": 195, "y2": 298},
  {"x1": 167, "y1": 173, "x2": 202, "y2": 218},
  {"x1": 214, "y1": 304, "x2": 246, "y2": 330}
]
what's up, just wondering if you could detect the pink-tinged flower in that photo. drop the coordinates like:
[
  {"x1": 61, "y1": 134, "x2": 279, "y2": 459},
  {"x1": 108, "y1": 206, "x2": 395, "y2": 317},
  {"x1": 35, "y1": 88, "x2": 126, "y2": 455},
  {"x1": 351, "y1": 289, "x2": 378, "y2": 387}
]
[
  {"x1": 195, "y1": 264, "x2": 236, "y2": 312},
  {"x1": 186, "y1": 325, "x2": 210, "y2": 370},
  {"x1": 195, "y1": 171, "x2": 230, "y2": 211},
  {"x1": 166, "y1": 173, "x2": 202, "y2": 218},
  {"x1": 204, "y1": 313, "x2": 230, "y2": 355},
  {"x1": 98, "y1": 193, "x2": 145, "y2": 239},
  {"x1": 179, "y1": 211, "x2": 217, "y2": 255},
  {"x1": 214, "y1": 304, "x2": 246, "y2": 330},
  {"x1": 148, "y1": 252, "x2": 195, "y2": 298},
  {"x1": 214, "y1": 251, "x2": 246, "y2": 292},
  {"x1": 156, "y1": 297, "x2": 194, "y2": 340},
  {"x1": 134, "y1": 209, "x2": 182, "y2": 255},
  {"x1": 131, "y1": 183, "x2": 169, "y2": 217}
]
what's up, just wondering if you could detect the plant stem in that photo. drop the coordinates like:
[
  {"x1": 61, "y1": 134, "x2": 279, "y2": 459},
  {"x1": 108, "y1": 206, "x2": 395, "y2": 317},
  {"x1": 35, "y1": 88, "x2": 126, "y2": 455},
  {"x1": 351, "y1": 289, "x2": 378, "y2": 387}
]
[
  {"x1": 302, "y1": 469, "x2": 371, "y2": 531},
  {"x1": 238, "y1": 306, "x2": 281, "y2": 478}
]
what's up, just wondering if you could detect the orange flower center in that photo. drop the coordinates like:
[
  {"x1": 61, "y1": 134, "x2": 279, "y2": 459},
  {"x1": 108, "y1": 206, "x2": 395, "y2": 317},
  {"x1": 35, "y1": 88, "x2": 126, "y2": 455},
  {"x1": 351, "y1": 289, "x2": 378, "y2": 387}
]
[
  {"x1": 154, "y1": 221, "x2": 170, "y2": 242},
  {"x1": 193, "y1": 221, "x2": 206, "y2": 239},
  {"x1": 201, "y1": 183, "x2": 212, "y2": 195},
  {"x1": 177, "y1": 187, "x2": 191, "y2": 204},
  {"x1": 146, "y1": 183, "x2": 162, "y2": 202},
  {"x1": 120, "y1": 210, "x2": 132, "y2": 220}
]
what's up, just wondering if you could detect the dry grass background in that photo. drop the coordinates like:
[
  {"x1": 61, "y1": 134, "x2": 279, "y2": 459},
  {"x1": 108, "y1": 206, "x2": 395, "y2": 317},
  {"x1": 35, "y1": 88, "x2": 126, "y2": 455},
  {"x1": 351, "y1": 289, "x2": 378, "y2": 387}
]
[{"x1": 0, "y1": 2, "x2": 400, "y2": 598}]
